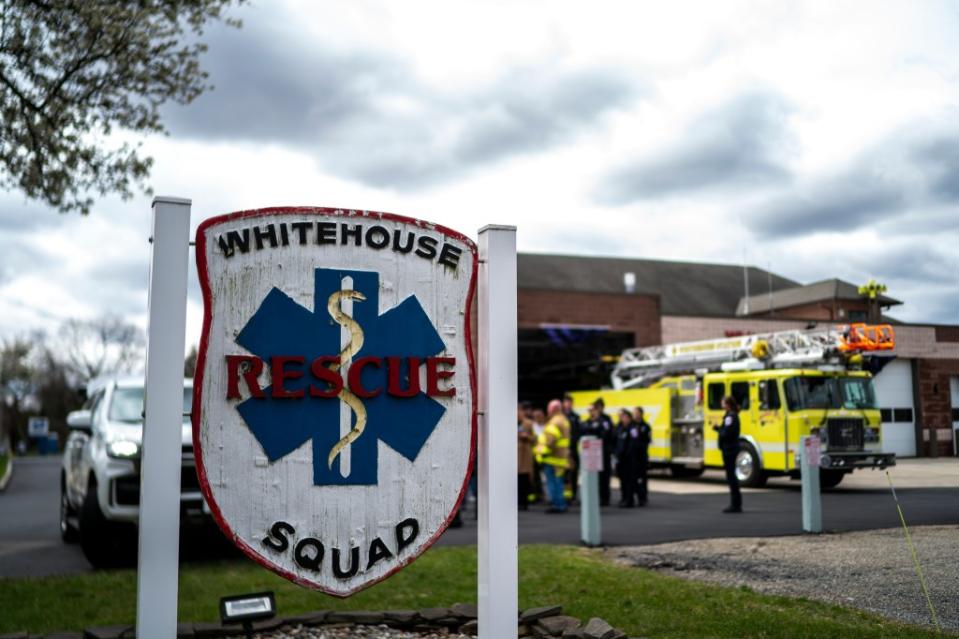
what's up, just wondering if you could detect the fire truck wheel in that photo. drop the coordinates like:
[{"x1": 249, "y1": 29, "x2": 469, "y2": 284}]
[
  {"x1": 820, "y1": 469, "x2": 846, "y2": 489},
  {"x1": 735, "y1": 443, "x2": 767, "y2": 487}
]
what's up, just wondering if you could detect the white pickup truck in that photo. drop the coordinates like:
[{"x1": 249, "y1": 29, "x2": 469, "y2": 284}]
[{"x1": 61, "y1": 376, "x2": 203, "y2": 567}]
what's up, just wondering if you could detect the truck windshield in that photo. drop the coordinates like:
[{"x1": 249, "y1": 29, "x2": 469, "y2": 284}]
[
  {"x1": 839, "y1": 377, "x2": 877, "y2": 409},
  {"x1": 783, "y1": 376, "x2": 877, "y2": 410},
  {"x1": 109, "y1": 387, "x2": 194, "y2": 423}
]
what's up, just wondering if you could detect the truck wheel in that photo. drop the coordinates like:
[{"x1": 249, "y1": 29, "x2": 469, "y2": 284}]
[
  {"x1": 60, "y1": 475, "x2": 80, "y2": 544},
  {"x1": 820, "y1": 469, "x2": 846, "y2": 489},
  {"x1": 735, "y1": 443, "x2": 767, "y2": 488},
  {"x1": 79, "y1": 476, "x2": 120, "y2": 569}
]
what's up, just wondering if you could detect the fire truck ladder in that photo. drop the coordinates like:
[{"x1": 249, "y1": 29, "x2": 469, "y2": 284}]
[{"x1": 611, "y1": 324, "x2": 894, "y2": 390}]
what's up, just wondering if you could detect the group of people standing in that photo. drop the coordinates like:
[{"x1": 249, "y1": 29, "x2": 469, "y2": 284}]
[
  {"x1": 517, "y1": 395, "x2": 652, "y2": 513},
  {"x1": 517, "y1": 393, "x2": 745, "y2": 515}
]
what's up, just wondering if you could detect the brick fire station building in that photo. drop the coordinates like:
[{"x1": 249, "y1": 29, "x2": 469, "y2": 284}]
[{"x1": 517, "y1": 253, "x2": 959, "y2": 458}]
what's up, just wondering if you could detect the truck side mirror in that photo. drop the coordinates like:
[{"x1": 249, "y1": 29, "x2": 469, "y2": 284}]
[{"x1": 67, "y1": 410, "x2": 92, "y2": 432}]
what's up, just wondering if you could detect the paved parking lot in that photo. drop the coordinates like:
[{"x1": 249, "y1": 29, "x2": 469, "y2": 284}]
[{"x1": 1, "y1": 456, "x2": 957, "y2": 577}]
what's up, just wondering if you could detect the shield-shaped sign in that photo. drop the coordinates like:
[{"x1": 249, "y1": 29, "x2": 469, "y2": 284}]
[{"x1": 192, "y1": 207, "x2": 476, "y2": 596}]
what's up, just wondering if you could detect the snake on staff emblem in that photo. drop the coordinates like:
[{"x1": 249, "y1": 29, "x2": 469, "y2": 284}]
[{"x1": 326, "y1": 289, "x2": 367, "y2": 469}]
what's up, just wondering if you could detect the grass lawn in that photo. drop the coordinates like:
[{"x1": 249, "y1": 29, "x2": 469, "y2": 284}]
[{"x1": 0, "y1": 545, "x2": 947, "y2": 638}]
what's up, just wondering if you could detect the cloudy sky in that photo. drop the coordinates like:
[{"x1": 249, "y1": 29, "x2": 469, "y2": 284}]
[{"x1": 2, "y1": 0, "x2": 958, "y2": 350}]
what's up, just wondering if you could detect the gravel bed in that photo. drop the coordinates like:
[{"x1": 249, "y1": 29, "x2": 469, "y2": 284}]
[
  {"x1": 609, "y1": 525, "x2": 959, "y2": 632},
  {"x1": 229, "y1": 624, "x2": 470, "y2": 639}
]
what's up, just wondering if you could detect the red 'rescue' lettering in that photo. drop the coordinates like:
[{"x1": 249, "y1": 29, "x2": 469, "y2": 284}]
[
  {"x1": 224, "y1": 355, "x2": 455, "y2": 400},
  {"x1": 309, "y1": 355, "x2": 342, "y2": 398},
  {"x1": 271, "y1": 356, "x2": 305, "y2": 399},
  {"x1": 387, "y1": 356, "x2": 420, "y2": 398},
  {"x1": 425, "y1": 357, "x2": 456, "y2": 397},
  {"x1": 348, "y1": 356, "x2": 382, "y2": 398},
  {"x1": 226, "y1": 355, "x2": 265, "y2": 399}
]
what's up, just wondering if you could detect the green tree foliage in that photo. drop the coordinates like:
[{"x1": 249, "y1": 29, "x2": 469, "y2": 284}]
[{"x1": 0, "y1": 0, "x2": 244, "y2": 214}]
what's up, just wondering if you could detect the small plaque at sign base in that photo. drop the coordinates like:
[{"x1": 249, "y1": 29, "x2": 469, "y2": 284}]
[{"x1": 193, "y1": 208, "x2": 477, "y2": 596}]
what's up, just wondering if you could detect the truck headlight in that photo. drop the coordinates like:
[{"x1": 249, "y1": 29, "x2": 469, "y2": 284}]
[{"x1": 107, "y1": 440, "x2": 140, "y2": 459}]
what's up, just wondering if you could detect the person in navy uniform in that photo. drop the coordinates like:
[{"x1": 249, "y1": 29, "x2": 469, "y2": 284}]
[
  {"x1": 614, "y1": 409, "x2": 640, "y2": 507},
  {"x1": 633, "y1": 406, "x2": 652, "y2": 506},
  {"x1": 580, "y1": 398, "x2": 614, "y2": 506},
  {"x1": 714, "y1": 395, "x2": 743, "y2": 513}
]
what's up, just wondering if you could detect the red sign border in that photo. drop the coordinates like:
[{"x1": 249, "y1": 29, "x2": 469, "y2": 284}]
[{"x1": 192, "y1": 206, "x2": 478, "y2": 597}]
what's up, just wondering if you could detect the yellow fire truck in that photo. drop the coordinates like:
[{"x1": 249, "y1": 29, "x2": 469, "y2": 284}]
[{"x1": 571, "y1": 324, "x2": 896, "y2": 488}]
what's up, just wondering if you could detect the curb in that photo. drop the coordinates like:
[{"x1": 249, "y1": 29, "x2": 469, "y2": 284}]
[
  {"x1": 0, "y1": 603, "x2": 640, "y2": 639},
  {"x1": 0, "y1": 456, "x2": 12, "y2": 492}
]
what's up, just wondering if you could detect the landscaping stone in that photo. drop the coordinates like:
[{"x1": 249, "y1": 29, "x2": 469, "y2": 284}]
[
  {"x1": 327, "y1": 612, "x2": 386, "y2": 625},
  {"x1": 66, "y1": 604, "x2": 631, "y2": 639},
  {"x1": 536, "y1": 615, "x2": 581, "y2": 636},
  {"x1": 449, "y1": 603, "x2": 477, "y2": 619},
  {"x1": 416, "y1": 608, "x2": 449, "y2": 622},
  {"x1": 519, "y1": 605, "x2": 563, "y2": 624},
  {"x1": 582, "y1": 617, "x2": 617, "y2": 639},
  {"x1": 83, "y1": 625, "x2": 134, "y2": 639}
]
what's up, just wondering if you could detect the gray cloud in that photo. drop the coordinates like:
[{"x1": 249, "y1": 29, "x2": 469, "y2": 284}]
[
  {"x1": 163, "y1": 19, "x2": 637, "y2": 189},
  {"x1": 746, "y1": 171, "x2": 905, "y2": 237},
  {"x1": 595, "y1": 91, "x2": 794, "y2": 204},
  {"x1": 914, "y1": 135, "x2": 959, "y2": 202}
]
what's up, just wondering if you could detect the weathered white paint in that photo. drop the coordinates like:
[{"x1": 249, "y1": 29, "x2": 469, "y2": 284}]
[
  {"x1": 477, "y1": 225, "x2": 518, "y2": 639},
  {"x1": 195, "y1": 210, "x2": 475, "y2": 596},
  {"x1": 137, "y1": 197, "x2": 191, "y2": 639}
]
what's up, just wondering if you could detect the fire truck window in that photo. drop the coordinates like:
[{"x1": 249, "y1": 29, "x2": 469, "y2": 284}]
[
  {"x1": 707, "y1": 383, "x2": 725, "y2": 410},
  {"x1": 681, "y1": 378, "x2": 697, "y2": 392},
  {"x1": 731, "y1": 381, "x2": 750, "y2": 410},
  {"x1": 760, "y1": 380, "x2": 781, "y2": 410}
]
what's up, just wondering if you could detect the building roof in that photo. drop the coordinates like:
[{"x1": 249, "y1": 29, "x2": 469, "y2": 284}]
[
  {"x1": 734, "y1": 278, "x2": 902, "y2": 316},
  {"x1": 517, "y1": 253, "x2": 800, "y2": 317}
]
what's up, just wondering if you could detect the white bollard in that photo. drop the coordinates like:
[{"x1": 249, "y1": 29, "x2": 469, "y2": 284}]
[
  {"x1": 579, "y1": 436, "x2": 602, "y2": 547},
  {"x1": 477, "y1": 225, "x2": 518, "y2": 639},
  {"x1": 800, "y1": 435, "x2": 822, "y2": 534},
  {"x1": 136, "y1": 197, "x2": 191, "y2": 639}
]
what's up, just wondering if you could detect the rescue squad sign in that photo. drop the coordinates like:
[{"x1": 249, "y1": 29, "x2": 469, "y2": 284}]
[{"x1": 192, "y1": 207, "x2": 477, "y2": 596}]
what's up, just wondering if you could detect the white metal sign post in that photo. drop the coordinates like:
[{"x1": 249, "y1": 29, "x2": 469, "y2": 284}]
[
  {"x1": 477, "y1": 225, "x2": 518, "y2": 639},
  {"x1": 136, "y1": 197, "x2": 191, "y2": 639}
]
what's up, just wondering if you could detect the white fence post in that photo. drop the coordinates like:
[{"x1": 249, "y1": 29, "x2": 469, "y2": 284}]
[
  {"x1": 477, "y1": 225, "x2": 518, "y2": 639},
  {"x1": 136, "y1": 197, "x2": 191, "y2": 639}
]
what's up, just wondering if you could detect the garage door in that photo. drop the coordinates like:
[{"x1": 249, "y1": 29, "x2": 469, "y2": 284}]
[{"x1": 873, "y1": 359, "x2": 916, "y2": 457}]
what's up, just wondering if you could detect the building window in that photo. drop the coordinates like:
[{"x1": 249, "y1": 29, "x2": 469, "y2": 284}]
[
  {"x1": 880, "y1": 408, "x2": 892, "y2": 423},
  {"x1": 893, "y1": 408, "x2": 914, "y2": 423},
  {"x1": 952, "y1": 408, "x2": 959, "y2": 422},
  {"x1": 848, "y1": 310, "x2": 868, "y2": 322}
]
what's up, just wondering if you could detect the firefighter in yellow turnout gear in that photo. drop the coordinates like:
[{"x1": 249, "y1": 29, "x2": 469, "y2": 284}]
[{"x1": 535, "y1": 399, "x2": 571, "y2": 513}]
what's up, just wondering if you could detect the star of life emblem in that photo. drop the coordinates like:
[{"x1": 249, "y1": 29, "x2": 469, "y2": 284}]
[{"x1": 193, "y1": 208, "x2": 476, "y2": 595}]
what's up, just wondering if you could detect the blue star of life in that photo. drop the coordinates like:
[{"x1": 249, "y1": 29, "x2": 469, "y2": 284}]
[{"x1": 233, "y1": 267, "x2": 447, "y2": 486}]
